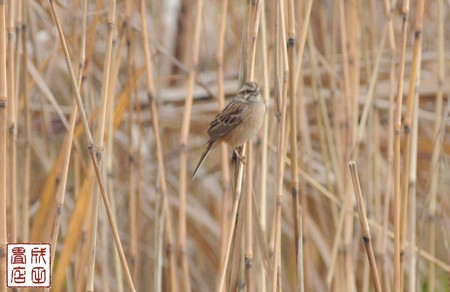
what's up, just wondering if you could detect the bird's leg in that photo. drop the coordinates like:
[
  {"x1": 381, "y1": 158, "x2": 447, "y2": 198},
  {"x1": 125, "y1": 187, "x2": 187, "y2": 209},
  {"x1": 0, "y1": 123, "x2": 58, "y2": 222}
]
[{"x1": 233, "y1": 147, "x2": 246, "y2": 165}]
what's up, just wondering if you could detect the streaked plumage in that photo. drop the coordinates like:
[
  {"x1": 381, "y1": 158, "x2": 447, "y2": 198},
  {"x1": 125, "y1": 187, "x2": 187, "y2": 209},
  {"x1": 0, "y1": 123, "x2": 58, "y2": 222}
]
[{"x1": 192, "y1": 81, "x2": 265, "y2": 179}]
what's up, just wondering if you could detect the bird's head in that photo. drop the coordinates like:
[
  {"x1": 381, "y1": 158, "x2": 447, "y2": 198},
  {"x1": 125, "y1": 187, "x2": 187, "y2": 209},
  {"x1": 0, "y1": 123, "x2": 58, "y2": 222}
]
[{"x1": 239, "y1": 81, "x2": 260, "y2": 103}]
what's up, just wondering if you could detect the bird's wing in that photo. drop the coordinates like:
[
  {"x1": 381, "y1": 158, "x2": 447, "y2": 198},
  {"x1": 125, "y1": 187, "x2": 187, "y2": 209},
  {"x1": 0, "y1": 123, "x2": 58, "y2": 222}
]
[{"x1": 207, "y1": 99, "x2": 244, "y2": 139}]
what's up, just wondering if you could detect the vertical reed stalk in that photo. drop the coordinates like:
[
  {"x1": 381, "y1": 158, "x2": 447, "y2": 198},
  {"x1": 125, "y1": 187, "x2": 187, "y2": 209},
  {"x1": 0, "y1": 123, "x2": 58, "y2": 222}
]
[
  {"x1": 258, "y1": 2, "x2": 270, "y2": 289},
  {"x1": 139, "y1": 1, "x2": 178, "y2": 290},
  {"x1": 272, "y1": 1, "x2": 289, "y2": 288},
  {"x1": 407, "y1": 95, "x2": 419, "y2": 291},
  {"x1": 393, "y1": 1, "x2": 409, "y2": 290},
  {"x1": 286, "y1": 0, "x2": 303, "y2": 289},
  {"x1": 21, "y1": 0, "x2": 30, "y2": 243},
  {"x1": 400, "y1": 0, "x2": 424, "y2": 278},
  {"x1": 178, "y1": 1, "x2": 204, "y2": 290},
  {"x1": 6, "y1": 0, "x2": 16, "y2": 243},
  {"x1": 215, "y1": 1, "x2": 231, "y2": 288},
  {"x1": 242, "y1": 1, "x2": 262, "y2": 289},
  {"x1": 0, "y1": 0, "x2": 7, "y2": 289},
  {"x1": 127, "y1": 29, "x2": 138, "y2": 284},
  {"x1": 245, "y1": 142, "x2": 254, "y2": 291}
]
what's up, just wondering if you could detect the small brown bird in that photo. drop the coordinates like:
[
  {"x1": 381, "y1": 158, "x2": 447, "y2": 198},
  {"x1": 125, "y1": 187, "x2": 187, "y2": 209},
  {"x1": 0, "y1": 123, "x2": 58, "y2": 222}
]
[{"x1": 192, "y1": 81, "x2": 265, "y2": 179}]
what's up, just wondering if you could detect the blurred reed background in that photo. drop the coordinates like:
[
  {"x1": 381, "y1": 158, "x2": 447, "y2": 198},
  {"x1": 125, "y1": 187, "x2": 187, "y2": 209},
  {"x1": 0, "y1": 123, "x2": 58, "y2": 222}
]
[{"x1": 0, "y1": 0, "x2": 449, "y2": 291}]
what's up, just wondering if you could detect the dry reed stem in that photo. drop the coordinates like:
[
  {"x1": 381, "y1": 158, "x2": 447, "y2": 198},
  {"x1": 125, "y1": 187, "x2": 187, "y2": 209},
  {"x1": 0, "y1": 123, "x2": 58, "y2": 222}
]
[
  {"x1": 400, "y1": 0, "x2": 424, "y2": 278},
  {"x1": 47, "y1": 1, "x2": 135, "y2": 291},
  {"x1": 139, "y1": 1, "x2": 178, "y2": 291},
  {"x1": 6, "y1": 0, "x2": 16, "y2": 243},
  {"x1": 349, "y1": 161, "x2": 382, "y2": 292},
  {"x1": 215, "y1": 1, "x2": 231, "y2": 288},
  {"x1": 245, "y1": 141, "x2": 254, "y2": 291},
  {"x1": 0, "y1": 0, "x2": 7, "y2": 290},
  {"x1": 394, "y1": 1, "x2": 410, "y2": 290},
  {"x1": 286, "y1": 0, "x2": 302, "y2": 288},
  {"x1": 407, "y1": 95, "x2": 419, "y2": 291},
  {"x1": 258, "y1": 3, "x2": 270, "y2": 290},
  {"x1": 178, "y1": 1, "x2": 205, "y2": 290},
  {"x1": 21, "y1": 0, "x2": 30, "y2": 243}
]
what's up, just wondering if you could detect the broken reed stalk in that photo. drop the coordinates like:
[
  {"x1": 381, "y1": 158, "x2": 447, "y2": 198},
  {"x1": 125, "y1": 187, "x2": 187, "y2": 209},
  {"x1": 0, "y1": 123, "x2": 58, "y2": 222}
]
[
  {"x1": 427, "y1": 0, "x2": 446, "y2": 289},
  {"x1": 86, "y1": 0, "x2": 116, "y2": 289},
  {"x1": 178, "y1": 0, "x2": 205, "y2": 290},
  {"x1": 139, "y1": 0, "x2": 178, "y2": 291},
  {"x1": 7, "y1": 0, "x2": 16, "y2": 243},
  {"x1": 400, "y1": 0, "x2": 424, "y2": 277},
  {"x1": 215, "y1": 1, "x2": 231, "y2": 289},
  {"x1": 0, "y1": 0, "x2": 7, "y2": 290},
  {"x1": 348, "y1": 161, "x2": 382, "y2": 292},
  {"x1": 47, "y1": 1, "x2": 136, "y2": 291},
  {"x1": 393, "y1": 0, "x2": 409, "y2": 290}
]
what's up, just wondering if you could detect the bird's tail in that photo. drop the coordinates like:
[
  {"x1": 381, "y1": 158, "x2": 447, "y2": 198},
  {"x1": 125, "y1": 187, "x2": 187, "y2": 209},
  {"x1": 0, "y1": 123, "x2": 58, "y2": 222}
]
[{"x1": 192, "y1": 141, "x2": 215, "y2": 180}]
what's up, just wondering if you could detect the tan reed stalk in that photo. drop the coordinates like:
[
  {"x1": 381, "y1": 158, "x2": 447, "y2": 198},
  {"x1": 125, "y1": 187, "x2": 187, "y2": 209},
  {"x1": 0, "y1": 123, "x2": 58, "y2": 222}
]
[
  {"x1": 6, "y1": 0, "x2": 16, "y2": 243},
  {"x1": 0, "y1": 0, "x2": 7, "y2": 290},
  {"x1": 215, "y1": 1, "x2": 231, "y2": 289},
  {"x1": 106, "y1": 32, "x2": 127, "y2": 292},
  {"x1": 258, "y1": 2, "x2": 270, "y2": 290},
  {"x1": 381, "y1": 1, "x2": 397, "y2": 289},
  {"x1": 400, "y1": 0, "x2": 424, "y2": 279},
  {"x1": 286, "y1": 0, "x2": 303, "y2": 288},
  {"x1": 343, "y1": 1, "x2": 360, "y2": 290},
  {"x1": 47, "y1": 1, "x2": 135, "y2": 290},
  {"x1": 393, "y1": 1, "x2": 409, "y2": 290},
  {"x1": 126, "y1": 29, "x2": 138, "y2": 284},
  {"x1": 348, "y1": 161, "x2": 382, "y2": 292},
  {"x1": 21, "y1": 0, "x2": 30, "y2": 243},
  {"x1": 243, "y1": 1, "x2": 261, "y2": 290},
  {"x1": 139, "y1": 1, "x2": 178, "y2": 290},
  {"x1": 407, "y1": 94, "x2": 419, "y2": 291},
  {"x1": 427, "y1": 0, "x2": 446, "y2": 288},
  {"x1": 178, "y1": 1, "x2": 205, "y2": 290},
  {"x1": 13, "y1": 0, "x2": 20, "y2": 104},
  {"x1": 245, "y1": 141, "x2": 254, "y2": 291},
  {"x1": 272, "y1": 2, "x2": 289, "y2": 289},
  {"x1": 86, "y1": 0, "x2": 117, "y2": 289}
]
